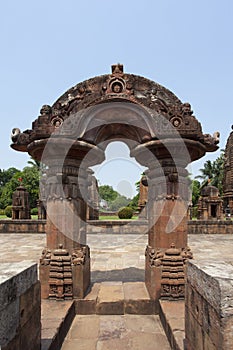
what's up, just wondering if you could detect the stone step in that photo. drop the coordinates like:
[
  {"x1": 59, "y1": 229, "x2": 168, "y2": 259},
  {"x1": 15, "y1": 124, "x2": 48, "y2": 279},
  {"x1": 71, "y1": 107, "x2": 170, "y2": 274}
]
[
  {"x1": 159, "y1": 300, "x2": 185, "y2": 350},
  {"x1": 75, "y1": 281, "x2": 155, "y2": 315}
]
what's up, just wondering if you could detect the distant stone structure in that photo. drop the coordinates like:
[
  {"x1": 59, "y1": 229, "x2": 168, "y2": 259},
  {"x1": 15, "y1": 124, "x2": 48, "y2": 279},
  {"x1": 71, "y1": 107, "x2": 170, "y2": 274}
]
[
  {"x1": 86, "y1": 169, "x2": 99, "y2": 220},
  {"x1": 197, "y1": 184, "x2": 223, "y2": 220},
  {"x1": 12, "y1": 180, "x2": 31, "y2": 219},
  {"x1": 223, "y1": 126, "x2": 233, "y2": 214},
  {"x1": 138, "y1": 174, "x2": 148, "y2": 219},
  {"x1": 37, "y1": 174, "x2": 47, "y2": 220}
]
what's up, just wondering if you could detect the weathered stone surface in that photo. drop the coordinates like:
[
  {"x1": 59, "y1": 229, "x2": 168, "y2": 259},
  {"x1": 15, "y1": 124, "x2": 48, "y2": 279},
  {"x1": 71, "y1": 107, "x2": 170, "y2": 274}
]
[
  {"x1": 0, "y1": 261, "x2": 37, "y2": 311},
  {"x1": 41, "y1": 299, "x2": 75, "y2": 350},
  {"x1": 20, "y1": 280, "x2": 40, "y2": 327},
  {"x1": 160, "y1": 300, "x2": 185, "y2": 350},
  {"x1": 61, "y1": 315, "x2": 171, "y2": 350},
  {"x1": 86, "y1": 220, "x2": 148, "y2": 235},
  {"x1": 188, "y1": 220, "x2": 233, "y2": 234},
  {"x1": 75, "y1": 283, "x2": 100, "y2": 314},
  {"x1": 0, "y1": 299, "x2": 20, "y2": 347},
  {"x1": 96, "y1": 282, "x2": 124, "y2": 315},
  {"x1": 0, "y1": 219, "x2": 46, "y2": 233},
  {"x1": 185, "y1": 260, "x2": 233, "y2": 350},
  {"x1": 123, "y1": 281, "x2": 154, "y2": 314},
  {"x1": 70, "y1": 315, "x2": 100, "y2": 339},
  {"x1": 0, "y1": 262, "x2": 40, "y2": 350}
]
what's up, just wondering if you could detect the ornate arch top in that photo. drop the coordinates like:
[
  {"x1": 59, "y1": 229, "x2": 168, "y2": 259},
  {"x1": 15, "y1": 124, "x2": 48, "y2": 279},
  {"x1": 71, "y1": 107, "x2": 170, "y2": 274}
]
[
  {"x1": 52, "y1": 63, "x2": 182, "y2": 114},
  {"x1": 11, "y1": 64, "x2": 219, "y2": 162}
]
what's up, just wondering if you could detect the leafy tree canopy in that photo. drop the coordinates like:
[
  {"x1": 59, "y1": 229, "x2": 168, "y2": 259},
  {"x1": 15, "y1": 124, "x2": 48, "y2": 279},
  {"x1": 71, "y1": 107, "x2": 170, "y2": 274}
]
[
  {"x1": 98, "y1": 185, "x2": 118, "y2": 203},
  {"x1": 191, "y1": 179, "x2": 201, "y2": 207},
  {"x1": 195, "y1": 151, "x2": 224, "y2": 195},
  {"x1": 0, "y1": 160, "x2": 40, "y2": 209},
  {"x1": 109, "y1": 194, "x2": 130, "y2": 211},
  {"x1": 128, "y1": 193, "x2": 139, "y2": 211}
]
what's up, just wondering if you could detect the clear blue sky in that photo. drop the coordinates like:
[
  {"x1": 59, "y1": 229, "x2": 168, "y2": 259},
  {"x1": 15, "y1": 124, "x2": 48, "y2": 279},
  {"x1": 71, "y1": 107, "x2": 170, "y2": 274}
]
[{"x1": 1, "y1": 0, "x2": 233, "y2": 197}]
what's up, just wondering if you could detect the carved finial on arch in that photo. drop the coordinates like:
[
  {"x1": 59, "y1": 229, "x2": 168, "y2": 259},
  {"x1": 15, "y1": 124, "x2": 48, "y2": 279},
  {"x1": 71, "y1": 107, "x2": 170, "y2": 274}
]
[{"x1": 111, "y1": 63, "x2": 124, "y2": 75}]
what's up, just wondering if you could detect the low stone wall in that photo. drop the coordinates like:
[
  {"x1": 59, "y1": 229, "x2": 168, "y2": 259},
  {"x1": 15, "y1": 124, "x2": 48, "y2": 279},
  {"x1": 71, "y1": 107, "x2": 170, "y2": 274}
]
[
  {"x1": 185, "y1": 260, "x2": 233, "y2": 350},
  {"x1": 0, "y1": 261, "x2": 41, "y2": 350},
  {"x1": 0, "y1": 219, "x2": 148, "y2": 234},
  {"x1": 99, "y1": 211, "x2": 118, "y2": 216},
  {"x1": 188, "y1": 220, "x2": 233, "y2": 234},
  {"x1": 86, "y1": 219, "x2": 148, "y2": 234},
  {"x1": 0, "y1": 219, "x2": 46, "y2": 233},
  {"x1": 1, "y1": 219, "x2": 233, "y2": 235}
]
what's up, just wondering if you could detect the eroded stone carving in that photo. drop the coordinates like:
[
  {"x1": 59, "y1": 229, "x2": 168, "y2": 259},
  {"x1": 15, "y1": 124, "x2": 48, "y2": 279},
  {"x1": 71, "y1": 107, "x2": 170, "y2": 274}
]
[
  {"x1": 72, "y1": 246, "x2": 89, "y2": 266},
  {"x1": 48, "y1": 244, "x2": 73, "y2": 300},
  {"x1": 40, "y1": 247, "x2": 52, "y2": 265},
  {"x1": 10, "y1": 64, "x2": 220, "y2": 155},
  {"x1": 161, "y1": 243, "x2": 186, "y2": 299},
  {"x1": 146, "y1": 245, "x2": 164, "y2": 267}
]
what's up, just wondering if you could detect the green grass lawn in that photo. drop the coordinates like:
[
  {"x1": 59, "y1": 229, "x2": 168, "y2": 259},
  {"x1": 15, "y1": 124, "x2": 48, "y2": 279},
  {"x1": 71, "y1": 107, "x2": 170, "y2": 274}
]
[
  {"x1": 0, "y1": 215, "x2": 38, "y2": 220},
  {"x1": 99, "y1": 215, "x2": 138, "y2": 220}
]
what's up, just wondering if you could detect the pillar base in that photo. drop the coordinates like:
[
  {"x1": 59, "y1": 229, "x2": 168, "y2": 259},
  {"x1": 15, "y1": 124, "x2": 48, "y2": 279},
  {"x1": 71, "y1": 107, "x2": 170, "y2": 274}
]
[
  {"x1": 145, "y1": 244, "x2": 193, "y2": 305},
  {"x1": 39, "y1": 244, "x2": 90, "y2": 300}
]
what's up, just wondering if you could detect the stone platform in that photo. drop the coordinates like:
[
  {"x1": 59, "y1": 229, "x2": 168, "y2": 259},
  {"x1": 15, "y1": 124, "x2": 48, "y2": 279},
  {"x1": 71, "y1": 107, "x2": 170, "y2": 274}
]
[{"x1": 1, "y1": 233, "x2": 233, "y2": 349}]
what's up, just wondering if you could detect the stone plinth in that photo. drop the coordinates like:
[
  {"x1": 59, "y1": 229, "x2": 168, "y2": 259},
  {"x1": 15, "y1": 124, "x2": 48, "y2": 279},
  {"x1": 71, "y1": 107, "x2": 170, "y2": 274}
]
[
  {"x1": 0, "y1": 261, "x2": 41, "y2": 350},
  {"x1": 0, "y1": 219, "x2": 46, "y2": 234},
  {"x1": 185, "y1": 260, "x2": 233, "y2": 350},
  {"x1": 188, "y1": 219, "x2": 233, "y2": 234}
]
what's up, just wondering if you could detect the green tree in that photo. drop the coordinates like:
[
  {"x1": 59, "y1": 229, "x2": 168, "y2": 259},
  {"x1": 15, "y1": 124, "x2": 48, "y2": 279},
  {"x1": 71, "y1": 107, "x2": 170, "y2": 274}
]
[
  {"x1": 191, "y1": 180, "x2": 201, "y2": 207},
  {"x1": 128, "y1": 193, "x2": 139, "y2": 211},
  {"x1": 211, "y1": 152, "x2": 224, "y2": 195},
  {"x1": 21, "y1": 165, "x2": 40, "y2": 208},
  {"x1": 98, "y1": 185, "x2": 118, "y2": 203},
  {"x1": 195, "y1": 160, "x2": 214, "y2": 186},
  {"x1": 0, "y1": 163, "x2": 40, "y2": 209},
  {"x1": 0, "y1": 167, "x2": 19, "y2": 187},
  {"x1": 195, "y1": 151, "x2": 224, "y2": 195},
  {"x1": 109, "y1": 194, "x2": 130, "y2": 211},
  {"x1": 0, "y1": 171, "x2": 22, "y2": 208}
]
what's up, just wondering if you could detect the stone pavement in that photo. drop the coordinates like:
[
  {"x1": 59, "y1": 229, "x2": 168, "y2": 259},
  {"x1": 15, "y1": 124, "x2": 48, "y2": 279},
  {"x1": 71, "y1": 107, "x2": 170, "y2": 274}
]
[
  {"x1": 1, "y1": 233, "x2": 233, "y2": 266},
  {"x1": 1, "y1": 232, "x2": 233, "y2": 349},
  {"x1": 61, "y1": 314, "x2": 171, "y2": 350}
]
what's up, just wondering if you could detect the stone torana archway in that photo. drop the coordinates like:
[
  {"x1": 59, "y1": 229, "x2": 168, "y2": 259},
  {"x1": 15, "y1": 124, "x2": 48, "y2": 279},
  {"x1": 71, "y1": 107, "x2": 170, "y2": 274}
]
[{"x1": 11, "y1": 64, "x2": 218, "y2": 303}]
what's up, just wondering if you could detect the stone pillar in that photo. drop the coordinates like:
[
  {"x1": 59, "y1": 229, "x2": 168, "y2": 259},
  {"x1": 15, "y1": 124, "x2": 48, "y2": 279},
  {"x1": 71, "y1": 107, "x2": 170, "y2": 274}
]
[
  {"x1": 39, "y1": 159, "x2": 90, "y2": 299},
  {"x1": 138, "y1": 175, "x2": 148, "y2": 219},
  {"x1": 145, "y1": 161, "x2": 192, "y2": 303},
  {"x1": 86, "y1": 169, "x2": 99, "y2": 220}
]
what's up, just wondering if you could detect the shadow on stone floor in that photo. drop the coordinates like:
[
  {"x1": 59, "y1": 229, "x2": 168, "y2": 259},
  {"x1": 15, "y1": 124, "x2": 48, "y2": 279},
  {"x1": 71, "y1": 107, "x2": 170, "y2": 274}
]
[{"x1": 91, "y1": 267, "x2": 145, "y2": 283}]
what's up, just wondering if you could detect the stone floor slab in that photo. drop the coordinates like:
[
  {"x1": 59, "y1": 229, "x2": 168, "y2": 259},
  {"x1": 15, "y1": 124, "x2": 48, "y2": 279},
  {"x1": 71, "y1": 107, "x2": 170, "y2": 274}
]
[
  {"x1": 61, "y1": 315, "x2": 171, "y2": 350},
  {"x1": 96, "y1": 283, "x2": 124, "y2": 314}
]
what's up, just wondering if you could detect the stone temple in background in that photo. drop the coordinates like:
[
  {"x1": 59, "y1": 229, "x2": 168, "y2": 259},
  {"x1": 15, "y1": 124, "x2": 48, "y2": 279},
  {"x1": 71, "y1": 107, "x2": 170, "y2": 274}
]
[{"x1": 223, "y1": 125, "x2": 233, "y2": 213}]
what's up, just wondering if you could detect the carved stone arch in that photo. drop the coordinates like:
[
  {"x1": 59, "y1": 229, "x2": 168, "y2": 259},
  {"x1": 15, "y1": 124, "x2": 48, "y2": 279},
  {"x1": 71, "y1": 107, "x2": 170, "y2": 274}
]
[
  {"x1": 72, "y1": 101, "x2": 156, "y2": 147},
  {"x1": 11, "y1": 64, "x2": 219, "y2": 302}
]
